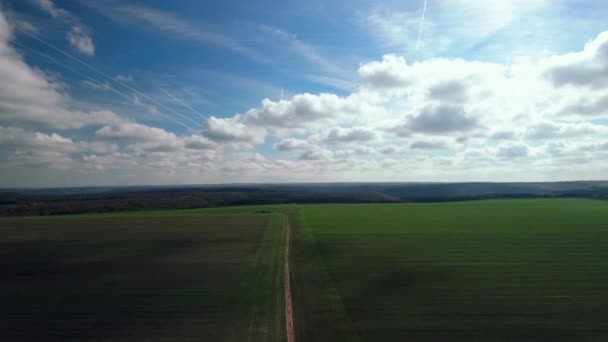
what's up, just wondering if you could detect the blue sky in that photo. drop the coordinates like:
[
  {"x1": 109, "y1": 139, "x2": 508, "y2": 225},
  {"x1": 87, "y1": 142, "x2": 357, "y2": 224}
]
[{"x1": 0, "y1": 0, "x2": 607, "y2": 186}]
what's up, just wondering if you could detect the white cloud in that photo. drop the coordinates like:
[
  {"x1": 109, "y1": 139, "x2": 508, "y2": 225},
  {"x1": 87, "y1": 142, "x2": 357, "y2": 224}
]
[
  {"x1": 359, "y1": 55, "x2": 412, "y2": 89},
  {"x1": 392, "y1": 105, "x2": 479, "y2": 136},
  {"x1": 140, "y1": 30, "x2": 608, "y2": 181},
  {"x1": 0, "y1": 13, "x2": 120, "y2": 128},
  {"x1": 410, "y1": 140, "x2": 449, "y2": 150},
  {"x1": 274, "y1": 138, "x2": 313, "y2": 151},
  {"x1": 4, "y1": 10, "x2": 38, "y2": 34},
  {"x1": 320, "y1": 127, "x2": 376, "y2": 144},
  {"x1": 525, "y1": 121, "x2": 607, "y2": 140},
  {"x1": 66, "y1": 25, "x2": 94, "y2": 56},
  {"x1": 203, "y1": 116, "x2": 265, "y2": 146},
  {"x1": 37, "y1": 0, "x2": 69, "y2": 18},
  {"x1": 0, "y1": 125, "x2": 72, "y2": 149},
  {"x1": 0, "y1": 125, "x2": 118, "y2": 156},
  {"x1": 559, "y1": 94, "x2": 608, "y2": 117},
  {"x1": 95, "y1": 122, "x2": 176, "y2": 142},
  {"x1": 184, "y1": 135, "x2": 217, "y2": 150},
  {"x1": 428, "y1": 80, "x2": 469, "y2": 103},
  {"x1": 298, "y1": 148, "x2": 333, "y2": 161},
  {"x1": 192, "y1": 30, "x2": 607, "y2": 181},
  {"x1": 35, "y1": 0, "x2": 95, "y2": 56},
  {"x1": 0, "y1": 9, "x2": 219, "y2": 184},
  {"x1": 497, "y1": 143, "x2": 530, "y2": 159},
  {"x1": 3, "y1": 3, "x2": 608, "y2": 185},
  {"x1": 240, "y1": 93, "x2": 361, "y2": 130},
  {"x1": 544, "y1": 32, "x2": 608, "y2": 90}
]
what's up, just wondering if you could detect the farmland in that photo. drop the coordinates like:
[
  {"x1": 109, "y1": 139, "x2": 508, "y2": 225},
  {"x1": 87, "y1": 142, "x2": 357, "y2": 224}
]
[
  {"x1": 0, "y1": 212, "x2": 286, "y2": 341},
  {"x1": 1, "y1": 199, "x2": 608, "y2": 341},
  {"x1": 292, "y1": 199, "x2": 608, "y2": 341}
]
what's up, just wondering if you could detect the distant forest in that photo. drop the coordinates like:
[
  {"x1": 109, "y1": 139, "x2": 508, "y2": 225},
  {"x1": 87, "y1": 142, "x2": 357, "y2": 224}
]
[{"x1": 1, "y1": 182, "x2": 607, "y2": 216}]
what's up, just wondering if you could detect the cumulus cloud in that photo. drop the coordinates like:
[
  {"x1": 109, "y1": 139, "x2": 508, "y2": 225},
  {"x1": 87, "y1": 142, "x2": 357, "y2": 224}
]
[
  {"x1": 36, "y1": 0, "x2": 95, "y2": 56},
  {"x1": 320, "y1": 127, "x2": 376, "y2": 144},
  {"x1": 96, "y1": 122, "x2": 219, "y2": 154},
  {"x1": 37, "y1": 0, "x2": 69, "y2": 18},
  {"x1": 66, "y1": 26, "x2": 95, "y2": 56},
  {"x1": 0, "y1": 125, "x2": 72, "y2": 149},
  {"x1": 0, "y1": 9, "x2": 217, "y2": 183},
  {"x1": 428, "y1": 80, "x2": 469, "y2": 103},
  {"x1": 184, "y1": 135, "x2": 217, "y2": 150},
  {"x1": 274, "y1": 126, "x2": 376, "y2": 154},
  {"x1": 169, "y1": 31, "x2": 608, "y2": 181},
  {"x1": 298, "y1": 148, "x2": 332, "y2": 161},
  {"x1": 0, "y1": 125, "x2": 117, "y2": 155},
  {"x1": 559, "y1": 94, "x2": 608, "y2": 117},
  {"x1": 525, "y1": 121, "x2": 606, "y2": 140},
  {"x1": 95, "y1": 122, "x2": 176, "y2": 142},
  {"x1": 0, "y1": 13, "x2": 119, "y2": 128},
  {"x1": 489, "y1": 131, "x2": 516, "y2": 140},
  {"x1": 240, "y1": 93, "x2": 357, "y2": 129},
  {"x1": 497, "y1": 143, "x2": 530, "y2": 159},
  {"x1": 410, "y1": 140, "x2": 449, "y2": 150},
  {"x1": 203, "y1": 116, "x2": 265, "y2": 145},
  {"x1": 545, "y1": 32, "x2": 608, "y2": 90},
  {"x1": 274, "y1": 138, "x2": 312, "y2": 151},
  {"x1": 392, "y1": 105, "x2": 479, "y2": 136},
  {"x1": 359, "y1": 55, "x2": 411, "y2": 89},
  {"x1": 3, "y1": 1, "x2": 608, "y2": 185}
]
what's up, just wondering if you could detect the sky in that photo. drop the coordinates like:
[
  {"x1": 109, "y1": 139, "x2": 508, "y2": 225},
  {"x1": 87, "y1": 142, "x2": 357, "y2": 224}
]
[{"x1": 0, "y1": 0, "x2": 607, "y2": 187}]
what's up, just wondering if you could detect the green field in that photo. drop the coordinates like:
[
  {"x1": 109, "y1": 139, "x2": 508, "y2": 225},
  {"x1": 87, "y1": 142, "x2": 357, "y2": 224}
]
[
  {"x1": 292, "y1": 199, "x2": 608, "y2": 341},
  {"x1": 2, "y1": 199, "x2": 608, "y2": 341},
  {"x1": 0, "y1": 213, "x2": 286, "y2": 341}
]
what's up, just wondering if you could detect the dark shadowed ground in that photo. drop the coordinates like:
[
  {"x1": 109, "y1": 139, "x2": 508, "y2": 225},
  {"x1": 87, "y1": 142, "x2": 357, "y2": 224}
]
[{"x1": 0, "y1": 213, "x2": 285, "y2": 341}]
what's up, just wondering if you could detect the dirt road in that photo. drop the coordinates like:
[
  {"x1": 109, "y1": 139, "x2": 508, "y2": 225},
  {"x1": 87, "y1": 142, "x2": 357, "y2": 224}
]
[{"x1": 284, "y1": 214, "x2": 295, "y2": 342}]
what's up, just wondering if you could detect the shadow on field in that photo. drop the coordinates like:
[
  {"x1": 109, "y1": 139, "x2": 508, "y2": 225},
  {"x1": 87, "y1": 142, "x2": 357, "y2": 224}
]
[{"x1": 0, "y1": 214, "x2": 279, "y2": 341}]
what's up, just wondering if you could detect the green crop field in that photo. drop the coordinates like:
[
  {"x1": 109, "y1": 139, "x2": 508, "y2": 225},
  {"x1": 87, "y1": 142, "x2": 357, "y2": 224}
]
[
  {"x1": 0, "y1": 212, "x2": 286, "y2": 341},
  {"x1": 292, "y1": 199, "x2": 608, "y2": 341},
  {"x1": 2, "y1": 199, "x2": 608, "y2": 341}
]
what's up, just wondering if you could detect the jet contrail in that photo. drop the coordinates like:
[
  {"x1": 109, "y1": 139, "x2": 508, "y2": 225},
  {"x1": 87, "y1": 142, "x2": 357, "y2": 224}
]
[
  {"x1": 415, "y1": 0, "x2": 428, "y2": 52},
  {"x1": 12, "y1": 40, "x2": 197, "y2": 130},
  {"x1": 160, "y1": 88, "x2": 208, "y2": 120},
  {"x1": 15, "y1": 27, "x2": 204, "y2": 129}
]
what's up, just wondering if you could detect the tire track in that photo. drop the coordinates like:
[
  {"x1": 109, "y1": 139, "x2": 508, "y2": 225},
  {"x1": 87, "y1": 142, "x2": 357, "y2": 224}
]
[{"x1": 284, "y1": 214, "x2": 295, "y2": 342}]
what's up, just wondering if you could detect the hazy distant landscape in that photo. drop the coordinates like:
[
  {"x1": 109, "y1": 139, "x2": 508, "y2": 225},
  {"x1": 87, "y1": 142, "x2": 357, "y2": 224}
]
[{"x1": 1, "y1": 182, "x2": 607, "y2": 216}]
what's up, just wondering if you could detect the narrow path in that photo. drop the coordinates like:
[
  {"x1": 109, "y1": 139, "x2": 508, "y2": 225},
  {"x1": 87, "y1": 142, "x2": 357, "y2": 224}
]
[{"x1": 284, "y1": 214, "x2": 295, "y2": 342}]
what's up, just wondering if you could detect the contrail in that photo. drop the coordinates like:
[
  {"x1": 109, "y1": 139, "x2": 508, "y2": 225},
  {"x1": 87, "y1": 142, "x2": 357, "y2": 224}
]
[
  {"x1": 12, "y1": 40, "x2": 197, "y2": 130},
  {"x1": 415, "y1": 0, "x2": 428, "y2": 52},
  {"x1": 160, "y1": 88, "x2": 208, "y2": 120},
  {"x1": 15, "y1": 27, "x2": 204, "y2": 129}
]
